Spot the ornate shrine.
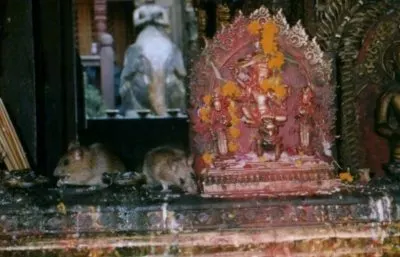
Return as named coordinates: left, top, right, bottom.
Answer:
left=189, top=7, right=341, bottom=198
left=4, top=2, right=400, bottom=256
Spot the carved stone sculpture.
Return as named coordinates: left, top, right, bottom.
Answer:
left=189, top=7, right=340, bottom=198
left=119, top=1, right=187, bottom=116
left=209, top=93, right=231, bottom=156
left=297, top=85, right=315, bottom=155
left=376, top=42, right=400, bottom=178
left=315, top=1, right=400, bottom=174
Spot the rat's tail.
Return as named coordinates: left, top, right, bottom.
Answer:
left=148, top=70, right=167, bottom=116
left=132, top=171, right=147, bottom=187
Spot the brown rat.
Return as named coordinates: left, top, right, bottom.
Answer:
left=142, top=146, right=198, bottom=194
left=54, top=141, right=126, bottom=187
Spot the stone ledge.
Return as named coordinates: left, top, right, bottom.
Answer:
left=0, top=179, right=399, bottom=255
left=0, top=223, right=399, bottom=256
left=0, top=187, right=398, bottom=236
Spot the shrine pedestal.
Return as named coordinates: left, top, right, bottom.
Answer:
left=202, top=155, right=341, bottom=198
left=202, top=166, right=341, bottom=198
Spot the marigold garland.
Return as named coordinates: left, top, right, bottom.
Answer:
left=249, top=19, right=285, bottom=73
left=268, top=51, right=285, bottom=70
left=229, top=127, right=241, bottom=138
left=227, top=99, right=241, bottom=153
left=248, top=20, right=261, bottom=35
left=231, top=115, right=241, bottom=126
left=222, top=81, right=241, bottom=98
left=263, top=22, right=279, bottom=36
left=261, top=22, right=279, bottom=55
left=228, top=142, right=239, bottom=152
left=260, top=76, right=288, bottom=100
left=202, top=94, right=212, bottom=105
left=198, top=107, right=211, bottom=123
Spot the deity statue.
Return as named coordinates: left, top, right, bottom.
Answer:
left=210, top=93, right=232, bottom=156
left=242, top=91, right=287, bottom=160
left=119, top=0, right=187, bottom=116
left=256, top=117, right=285, bottom=159
left=234, top=52, right=271, bottom=102
left=376, top=43, right=400, bottom=177
left=297, top=85, right=315, bottom=155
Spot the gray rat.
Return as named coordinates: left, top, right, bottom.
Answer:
left=142, top=146, right=198, bottom=194
left=53, top=141, right=126, bottom=187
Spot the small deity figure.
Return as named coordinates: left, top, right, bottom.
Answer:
left=376, top=43, right=400, bottom=177
left=242, top=92, right=287, bottom=160
left=265, top=88, right=287, bottom=116
left=297, top=85, right=315, bottom=155
left=256, top=117, right=285, bottom=160
left=234, top=52, right=271, bottom=103
left=234, top=62, right=258, bottom=102
left=210, top=93, right=232, bottom=156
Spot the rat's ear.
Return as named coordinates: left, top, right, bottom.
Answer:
left=187, top=154, right=194, bottom=166
left=68, top=140, right=80, bottom=150
left=73, top=148, right=84, bottom=161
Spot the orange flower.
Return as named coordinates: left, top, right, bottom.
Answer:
left=228, top=142, right=239, bottom=152
left=260, top=77, right=275, bottom=92
left=260, top=21, right=279, bottom=55
left=263, top=22, right=279, bottom=37
left=268, top=51, right=285, bottom=70
left=199, top=107, right=210, bottom=123
left=260, top=76, right=288, bottom=100
left=274, top=84, right=288, bottom=99
left=261, top=37, right=278, bottom=54
left=202, top=153, right=214, bottom=165
left=229, top=127, right=241, bottom=138
left=339, top=171, right=354, bottom=183
left=248, top=21, right=261, bottom=35
left=222, top=81, right=241, bottom=98
left=202, top=94, right=212, bottom=105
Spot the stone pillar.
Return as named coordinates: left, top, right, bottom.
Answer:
left=99, top=33, right=115, bottom=109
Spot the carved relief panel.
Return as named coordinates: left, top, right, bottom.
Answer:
left=316, top=1, right=400, bottom=175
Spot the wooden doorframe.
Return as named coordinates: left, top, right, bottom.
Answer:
left=0, top=0, right=81, bottom=176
